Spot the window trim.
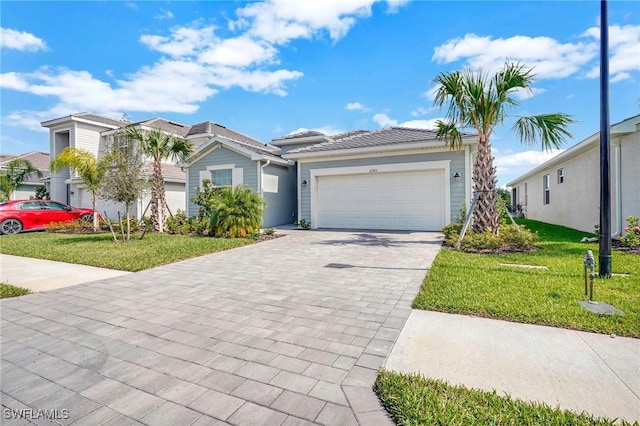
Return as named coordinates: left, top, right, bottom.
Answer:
left=543, top=174, right=550, bottom=205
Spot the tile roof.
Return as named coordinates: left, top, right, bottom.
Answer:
left=160, top=163, right=186, bottom=182
left=284, top=127, right=461, bottom=155
left=135, top=118, right=191, bottom=137
left=0, top=151, right=50, bottom=171
left=274, top=130, right=327, bottom=140
left=188, top=121, right=279, bottom=156
left=74, top=112, right=124, bottom=127
left=0, top=151, right=51, bottom=183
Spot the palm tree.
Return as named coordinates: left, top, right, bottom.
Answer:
left=50, top=147, right=109, bottom=230
left=433, top=62, right=574, bottom=234
left=125, top=126, right=193, bottom=233
left=208, top=186, right=266, bottom=238
left=0, top=159, right=41, bottom=201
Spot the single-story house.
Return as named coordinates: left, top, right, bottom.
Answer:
left=507, top=114, right=640, bottom=236
left=183, top=122, right=297, bottom=228
left=0, top=151, right=50, bottom=199
left=275, top=127, right=477, bottom=231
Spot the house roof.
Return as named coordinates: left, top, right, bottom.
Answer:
left=0, top=151, right=51, bottom=183
left=134, top=118, right=191, bottom=137
left=187, top=121, right=278, bottom=156
left=283, top=127, right=475, bottom=158
left=41, top=112, right=124, bottom=128
left=507, top=113, right=640, bottom=187
left=160, top=163, right=186, bottom=182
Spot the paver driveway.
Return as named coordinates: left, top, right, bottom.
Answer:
left=1, top=230, right=442, bottom=425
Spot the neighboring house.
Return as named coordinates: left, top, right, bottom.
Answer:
left=276, top=127, right=477, bottom=231
left=0, top=151, right=50, bottom=199
left=41, top=113, right=265, bottom=221
left=183, top=122, right=297, bottom=228
left=507, top=114, right=640, bottom=237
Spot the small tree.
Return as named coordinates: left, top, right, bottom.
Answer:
left=30, top=186, right=50, bottom=200
left=0, top=159, right=41, bottom=201
left=51, top=148, right=109, bottom=231
left=433, top=62, right=574, bottom=234
left=100, top=130, right=150, bottom=241
left=125, top=126, right=194, bottom=233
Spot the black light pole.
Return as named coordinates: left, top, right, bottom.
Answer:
left=599, top=0, right=612, bottom=278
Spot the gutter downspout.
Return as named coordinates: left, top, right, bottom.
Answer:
left=259, top=159, right=271, bottom=198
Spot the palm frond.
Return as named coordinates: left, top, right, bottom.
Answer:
left=435, top=120, right=464, bottom=150
left=512, top=114, right=575, bottom=150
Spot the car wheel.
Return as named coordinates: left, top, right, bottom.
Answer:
left=80, top=214, right=93, bottom=222
left=0, top=218, right=23, bottom=235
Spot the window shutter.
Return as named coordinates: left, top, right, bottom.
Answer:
left=199, top=170, right=209, bottom=189
left=232, top=168, right=243, bottom=186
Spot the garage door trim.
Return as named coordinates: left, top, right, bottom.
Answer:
left=309, top=160, right=450, bottom=230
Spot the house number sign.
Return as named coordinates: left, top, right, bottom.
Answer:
left=369, top=169, right=378, bottom=174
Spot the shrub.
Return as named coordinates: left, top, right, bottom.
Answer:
left=208, top=186, right=266, bottom=238
left=620, top=215, right=640, bottom=249
left=46, top=219, right=94, bottom=233
left=294, top=218, right=311, bottom=230
left=442, top=223, right=539, bottom=252
left=263, top=228, right=276, bottom=235
left=166, top=210, right=192, bottom=235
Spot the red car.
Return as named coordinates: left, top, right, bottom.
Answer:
left=0, top=200, right=93, bottom=235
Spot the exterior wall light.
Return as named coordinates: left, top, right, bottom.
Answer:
left=453, top=172, right=461, bottom=182
left=302, top=179, right=308, bottom=187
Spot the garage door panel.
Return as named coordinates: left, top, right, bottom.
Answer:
left=316, top=169, right=445, bottom=231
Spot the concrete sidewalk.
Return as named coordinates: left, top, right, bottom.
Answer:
left=0, top=254, right=130, bottom=292
left=386, top=310, right=640, bottom=423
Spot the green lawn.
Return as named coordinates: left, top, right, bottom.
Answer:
left=1, top=282, right=31, bottom=298
left=413, top=219, right=640, bottom=338
left=375, top=370, right=632, bottom=426
left=0, top=232, right=252, bottom=272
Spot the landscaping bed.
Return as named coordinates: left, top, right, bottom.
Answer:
left=413, top=219, right=640, bottom=338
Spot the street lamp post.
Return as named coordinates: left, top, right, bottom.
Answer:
left=599, top=0, right=612, bottom=278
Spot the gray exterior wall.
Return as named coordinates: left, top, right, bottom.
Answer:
left=298, top=150, right=466, bottom=225
left=262, top=163, right=297, bottom=227
left=187, top=146, right=258, bottom=216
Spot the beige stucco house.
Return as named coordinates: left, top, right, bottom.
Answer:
left=507, top=114, right=640, bottom=236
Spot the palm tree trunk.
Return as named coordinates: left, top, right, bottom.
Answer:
left=151, top=160, right=166, bottom=233
left=472, top=136, right=499, bottom=234
left=92, top=192, right=99, bottom=231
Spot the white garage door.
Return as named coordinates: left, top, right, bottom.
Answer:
left=316, top=169, right=445, bottom=231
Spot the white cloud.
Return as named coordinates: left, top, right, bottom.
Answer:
left=373, top=113, right=398, bottom=127
left=610, top=72, right=631, bottom=83
left=398, top=119, right=441, bottom=130
left=346, top=101, right=370, bottom=111
left=234, top=0, right=384, bottom=44
left=411, top=106, right=436, bottom=117
left=287, top=125, right=344, bottom=136
left=0, top=28, right=47, bottom=51
left=433, top=23, right=640, bottom=84
left=583, top=24, right=640, bottom=81
left=1, top=1, right=407, bottom=129
left=155, top=9, right=174, bottom=20
left=513, top=87, right=546, bottom=100
left=423, top=85, right=439, bottom=101
left=494, top=148, right=564, bottom=182
left=433, top=33, right=597, bottom=80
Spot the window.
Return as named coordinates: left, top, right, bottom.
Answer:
left=557, top=168, right=564, bottom=184
left=43, top=201, right=69, bottom=210
left=543, top=175, right=550, bottom=205
left=18, top=201, right=43, bottom=210
left=210, top=169, right=232, bottom=187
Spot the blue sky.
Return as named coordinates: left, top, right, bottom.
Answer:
left=1, top=0, right=639, bottom=185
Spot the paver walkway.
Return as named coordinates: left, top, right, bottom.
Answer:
left=1, top=230, right=442, bottom=425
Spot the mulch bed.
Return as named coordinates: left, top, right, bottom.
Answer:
left=255, top=234, right=286, bottom=243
